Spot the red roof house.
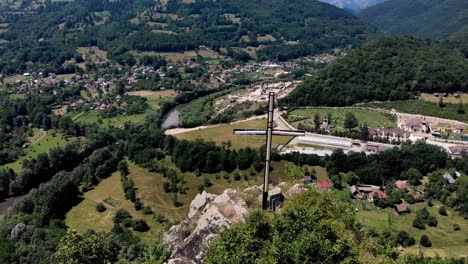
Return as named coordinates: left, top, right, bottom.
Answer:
left=394, top=180, right=408, bottom=191
left=317, top=181, right=332, bottom=189
left=369, top=191, right=387, bottom=200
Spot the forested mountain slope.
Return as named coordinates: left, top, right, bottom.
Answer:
left=0, top=0, right=376, bottom=75
left=359, top=0, right=468, bottom=39
left=279, top=36, right=468, bottom=107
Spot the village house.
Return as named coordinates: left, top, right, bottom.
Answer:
left=393, top=204, right=410, bottom=215
left=401, top=117, right=428, bottom=133
left=394, top=180, right=409, bottom=191
left=368, top=190, right=387, bottom=203
left=367, top=128, right=413, bottom=141
left=317, top=180, right=332, bottom=191
left=302, top=176, right=312, bottom=185
left=361, top=144, right=386, bottom=154
left=448, top=145, right=468, bottom=156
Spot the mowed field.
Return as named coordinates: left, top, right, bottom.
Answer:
left=356, top=201, right=468, bottom=258
left=65, top=170, right=164, bottom=240
left=419, top=93, right=468, bottom=104
left=66, top=160, right=312, bottom=232
left=289, top=108, right=397, bottom=130
left=127, top=90, right=178, bottom=109
left=70, top=110, right=149, bottom=128
left=175, top=118, right=293, bottom=150
left=0, top=129, right=69, bottom=172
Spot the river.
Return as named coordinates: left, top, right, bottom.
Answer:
left=0, top=195, right=25, bottom=217
left=161, top=104, right=186, bottom=129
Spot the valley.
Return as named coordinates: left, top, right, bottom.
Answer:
left=0, top=0, right=467, bottom=263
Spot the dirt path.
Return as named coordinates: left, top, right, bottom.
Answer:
left=165, top=114, right=267, bottom=135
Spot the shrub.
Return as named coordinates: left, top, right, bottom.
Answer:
left=234, top=173, right=241, bottom=181
left=114, top=209, right=132, bottom=223
left=96, top=203, right=106, bottom=213
left=111, top=223, right=123, bottom=234
left=122, top=218, right=133, bottom=228
left=143, top=206, right=153, bottom=215
left=420, top=235, right=432, bottom=247
left=438, top=206, right=447, bottom=216
left=396, top=231, right=415, bottom=247
left=427, top=216, right=438, bottom=227
left=203, top=177, right=213, bottom=187
left=133, top=219, right=150, bottom=232
left=134, top=199, right=143, bottom=211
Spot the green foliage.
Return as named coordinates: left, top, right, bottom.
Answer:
left=396, top=231, right=416, bottom=247
left=280, top=36, right=468, bottom=107
left=205, top=190, right=360, bottom=263
left=413, top=207, right=438, bottom=230
left=438, top=206, right=447, bottom=216
left=55, top=229, right=120, bottom=264
left=114, top=209, right=132, bottom=224
left=344, top=112, right=359, bottom=130
left=95, top=203, right=106, bottom=213
left=420, top=234, right=432, bottom=247
left=132, top=219, right=150, bottom=232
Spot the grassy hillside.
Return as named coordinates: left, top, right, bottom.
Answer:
left=280, top=36, right=468, bottom=107
left=359, top=0, right=468, bottom=39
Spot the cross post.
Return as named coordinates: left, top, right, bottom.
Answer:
left=233, top=92, right=305, bottom=210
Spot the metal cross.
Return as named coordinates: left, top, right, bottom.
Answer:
left=233, top=92, right=305, bottom=210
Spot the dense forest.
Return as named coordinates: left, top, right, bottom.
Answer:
left=280, top=36, right=468, bottom=107
left=359, top=0, right=468, bottom=39
left=0, top=0, right=376, bottom=74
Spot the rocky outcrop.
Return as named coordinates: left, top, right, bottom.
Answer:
left=10, top=222, right=27, bottom=240
left=164, top=190, right=248, bottom=264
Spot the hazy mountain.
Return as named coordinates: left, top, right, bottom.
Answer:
left=319, top=0, right=386, bottom=12
left=359, top=0, right=468, bottom=39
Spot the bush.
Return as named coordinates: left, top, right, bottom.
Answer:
left=122, top=218, right=133, bottom=228
left=234, top=173, right=241, bottom=181
left=420, top=235, right=432, bottom=247
left=111, top=223, right=124, bottom=234
left=114, top=209, right=132, bottom=223
left=427, top=216, right=438, bottom=227
left=438, top=206, right=447, bottom=216
left=96, top=203, right=106, bottom=213
left=396, top=231, right=415, bottom=247
left=453, top=224, right=461, bottom=231
left=133, top=219, right=150, bottom=232
left=134, top=199, right=143, bottom=211
left=203, top=177, right=213, bottom=187
left=412, top=216, right=426, bottom=230
left=142, top=206, right=153, bottom=215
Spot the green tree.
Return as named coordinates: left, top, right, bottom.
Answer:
left=457, top=102, right=465, bottom=114
left=55, top=229, right=120, bottom=264
left=360, top=123, right=370, bottom=141
left=344, top=112, right=358, bottom=130
left=420, top=234, right=432, bottom=247
left=406, top=167, right=423, bottom=185
left=314, top=113, right=321, bottom=130
left=96, top=203, right=106, bottom=213
left=438, top=206, right=447, bottom=216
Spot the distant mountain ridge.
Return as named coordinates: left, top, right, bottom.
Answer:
left=359, top=0, right=468, bottom=39
left=319, top=0, right=386, bottom=12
